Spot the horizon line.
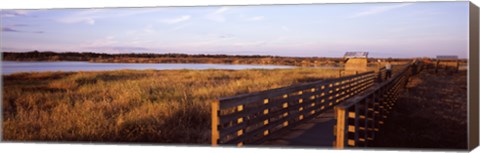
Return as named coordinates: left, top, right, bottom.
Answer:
left=1, top=50, right=469, bottom=59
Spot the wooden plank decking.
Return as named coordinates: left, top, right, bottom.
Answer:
left=261, top=109, right=336, bottom=147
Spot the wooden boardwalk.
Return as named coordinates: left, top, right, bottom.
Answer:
left=211, top=71, right=377, bottom=146
left=261, top=85, right=379, bottom=148
left=212, top=61, right=423, bottom=148
left=261, top=109, right=336, bottom=147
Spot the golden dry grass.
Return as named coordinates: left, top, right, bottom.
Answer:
left=3, top=68, right=345, bottom=144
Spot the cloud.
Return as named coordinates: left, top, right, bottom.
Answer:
left=143, top=24, right=155, bottom=33
left=213, top=7, right=229, bottom=14
left=85, top=36, right=118, bottom=47
left=125, top=24, right=157, bottom=36
left=85, top=18, right=95, bottom=25
left=11, top=24, right=30, bottom=27
left=57, top=9, right=104, bottom=25
left=281, top=26, right=290, bottom=32
left=57, top=8, right=164, bottom=25
left=160, top=15, right=191, bottom=24
left=2, top=27, right=20, bottom=32
left=205, top=7, right=230, bottom=22
left=127, top=38, right=155, bottom=45
left=1, top=47, right=19, bottom=51
left=349, top=3, right=413, bottom=18
left=2, top=23, right=44, bottom=33
left=60, top=17, right=96, bottom=25
left=232, top=41, right=267, bottom=47
left=83, top=46, right=156, bottom=53
left=170, top=23, right=191, bottom=31
left=2, top=26, right=44, bottom=34
left=218, top=34, right=235, bottom=39
left=245, top=16, right=265, bottom=21
left=1, top=10, right=30, bottom=17
left=271, top=36, right=288, bottom=43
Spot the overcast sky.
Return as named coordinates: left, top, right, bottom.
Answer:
left=1, top=2, right=469, bottom=58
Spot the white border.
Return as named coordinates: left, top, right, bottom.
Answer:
left=1, top=0, right=479, bottom=153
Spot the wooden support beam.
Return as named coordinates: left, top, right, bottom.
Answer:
left=335, top=107, right=348, bottom=149
left=211, top=100, right=220, bottom=146
left=456, top=60, right=460, bottom=73
left=353, top=104, right=360, bottom=147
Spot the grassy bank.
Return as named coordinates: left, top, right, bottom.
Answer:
left=2, top=68, right=342, bottom=144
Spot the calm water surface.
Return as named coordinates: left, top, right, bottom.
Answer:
left=1, top=61, right=297, bottom=75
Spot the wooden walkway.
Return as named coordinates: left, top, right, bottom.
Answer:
left=261, top=109, right=336, bottom=147
left=261, top=85, right=378, bottom=148
left=211, top=71, right=377, bottom=146
left=212, top=62, right=422, bottom=148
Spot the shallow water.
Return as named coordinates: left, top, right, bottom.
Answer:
left=1, top=61, right=298, bottom=75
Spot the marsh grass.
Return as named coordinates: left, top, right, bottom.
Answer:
left=3, top=68, right=343, bottom=144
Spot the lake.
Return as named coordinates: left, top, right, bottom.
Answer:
left=1, top=61, right=297, bottom=75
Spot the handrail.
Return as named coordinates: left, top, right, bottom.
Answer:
left=333, top=61, right=423, bottom=148
left=212, top=70, right=378, bottom=146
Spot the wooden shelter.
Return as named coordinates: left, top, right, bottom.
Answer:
left=435, top=55, right=460, bottom=73
left=344, top=52, right=368, bottom=71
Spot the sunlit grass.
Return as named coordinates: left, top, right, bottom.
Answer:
left=3, top=68, right=345, bottom=144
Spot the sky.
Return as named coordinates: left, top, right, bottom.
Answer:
left=0, top=2, right=470, bottom=58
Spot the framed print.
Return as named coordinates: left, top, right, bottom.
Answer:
left=1, top=0, right=479, bottom=152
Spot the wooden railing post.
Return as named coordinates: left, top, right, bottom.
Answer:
left=376, top=68, right=384, bottom=83
left=263, top=98, right=270, bottom=137
left=335, top=106, right=348, bottom=149
left=364, top=96, right=373, bottom=146
left=368, top=93, right=377, bottom=143
left=353, top=103, right=360, bottom=147
left=236, top=104, right=245, bottom=146
left=211, top=100, right=220, bottom=146
left=456, top=60, right=460, bottom=73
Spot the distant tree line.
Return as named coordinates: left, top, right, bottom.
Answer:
left=2, top=51, right=294, bottom=60
left=2, top=51, right=421, bottom=67
left=2, top=51, right=349, bottom=66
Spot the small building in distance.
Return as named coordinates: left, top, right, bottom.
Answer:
left=344, top=52, right=369, bottom=71
left=435, top=55, right=460, bottom=72
left=436, top=55, right=458, bottom=60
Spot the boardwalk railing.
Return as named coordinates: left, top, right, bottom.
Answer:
left=212, top=71, right=377, bottom=146
left=334, top=62, right=421, bottom=148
